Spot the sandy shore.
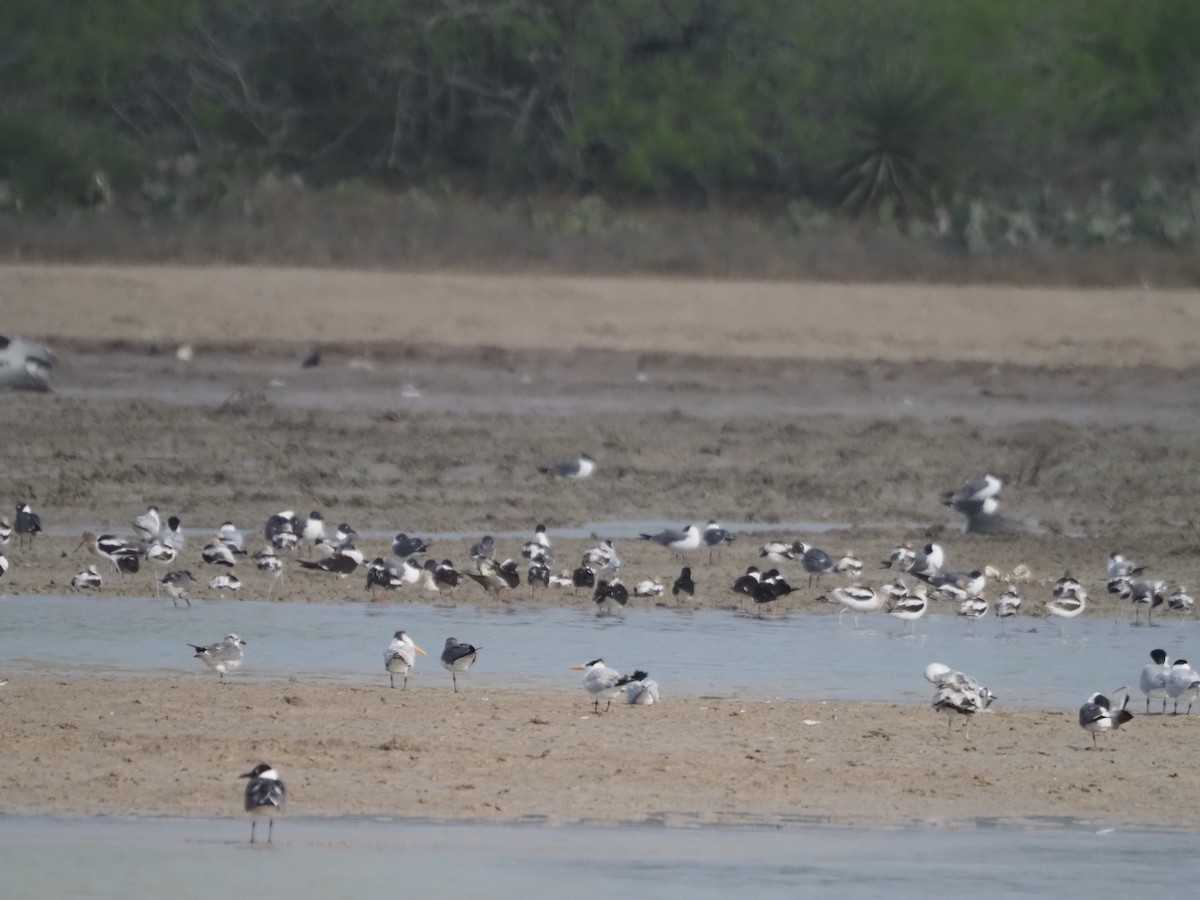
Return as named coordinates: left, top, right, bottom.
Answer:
left=2, top=674, right=1195, bottom=828
left=3, top=263, right=1200, bottom=827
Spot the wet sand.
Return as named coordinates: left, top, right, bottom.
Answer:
left=3, top=675, right=1196, bottom=828
left=2, top=263, right=1200, bottom=826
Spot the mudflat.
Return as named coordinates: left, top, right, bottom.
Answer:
left=2, top=263, right=1199, bottom=827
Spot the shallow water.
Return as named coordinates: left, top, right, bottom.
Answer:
left=0, top=814, right=1189, bottom=900
left=0, top=593, right=1193, bottom=706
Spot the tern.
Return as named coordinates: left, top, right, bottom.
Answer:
left=570, top=659, right=649, bottom=713
left=703, top=520, right=734, bottom=562
left=384, top=630, right=426, bottom=689
left=1165, top=659, right=1200, bottom=714
left=1140, top=649, right=1170, bottom=713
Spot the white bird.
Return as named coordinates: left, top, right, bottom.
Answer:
left=158, top=515, right=185, bottom=553
left=1079, top=688, right=1133, bottom=749
left=71, top=564, right=102, bottom=591
left=1165, top=659, right=1200, bottom=715
left=77, top=531, right=140, bottom=579
left=538, top=453, right=597, bottom=479
left=189, top=634, right=245, bottom=679
left=639, top=525, right=701, bottom=556
left=1139, top=649, right=1170, bottom=713
left=582, top=539, right=621, bottom=573
left=1045, top=583, right=1086, bottom=630
left=907, top=543, right=944, bottom=579
left=209, top=572, right=242, bottom=591
left=570, top=658, right=649, bottom=713
left=1106, top=552, right=1145, bottom=581
left=827, top=584, right=884, bottom=625
left=240, top=762, right=286, bottom=844
left=202, top=541, right=238, bottom=568
left=925, top=662, right=996, bottom=737
left=131, top=505, right=161, bottom=541
left=887, top=585, right=928, bottom=631
left=833, top=553, right=863, bottom=577
left=300, top=511, right=325, bottom=554
left=217, top=521, right=246, bottom=554
left=255, top=548, right=284, bottom=599
left=384, top=630, right=426, bottom=689
left=625, top=677, right=660, bottom=706
left=634, top=578, right=665, bottom=598
left=521, top=523, right=552, bottom=562
left=1169, top=586, right=1194, bottom=620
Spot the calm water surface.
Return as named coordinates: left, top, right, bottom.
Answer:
left=0, top=815, right=1188, bottom=900
left=1, top=593, right=1193, bottom=705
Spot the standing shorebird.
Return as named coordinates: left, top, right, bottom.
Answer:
left=77, top=531, right=140, bottom=578
left=15, top=503, right=41, bottom=549
left=384, top=630, right=426, bottom=689
left=441, top=637, right=479, bottom=692
left=240, top=763, right=286, bottom=844
left=189, top=634, right=245, bottom=679
left=255, top=548, right=284, bottom=599
left=161, top=570, right=195, bottom=607
left=570, top=658, right=649, bottom=713
left=131, top=505, right=161, bottom=542
left=1079, top=688, right=1133, bottom=749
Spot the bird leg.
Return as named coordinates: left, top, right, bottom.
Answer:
left=250, top=821, right=257, bottom=844
left=267, top=818, right=274, bottom=844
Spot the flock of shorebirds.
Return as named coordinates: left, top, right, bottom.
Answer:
left=3, top=464, right=1199, bottom=841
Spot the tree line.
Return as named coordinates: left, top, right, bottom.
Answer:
left=1, top=0, right=1198, bottom=247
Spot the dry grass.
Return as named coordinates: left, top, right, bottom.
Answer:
left=2, top=191, right=1198, bottom=287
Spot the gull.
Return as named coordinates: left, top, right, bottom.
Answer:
left=1106, top=552, right=1145, bottom=581
left=882, top=541, right=914, bottom=570
left=189, top=634, right=245, bottom=679
left=15, top=502, right=42, bottom=548
left=158, top=516, right=186, bottom=553
left=925, top=569, right=986, bottom=598
left=801, top=545, right=837, bottom=587
left=1168, top=586, right=1194, bottom=621
left=570, top=659, right=649, bottom=712
left=1165, top=659, right=1200, bottom=714
left=217, top=522, right=246, bottom=554
left=925, top=662, right=997, bottom=738
left=300, top=511, right=325, bottom=555
left=908, top=543, right=944, bottom=579
left=1079, top=688, right=1133, bottom=749
left=538, top=453, right=597, bottom=479
left=826, top=584, right=884, bottom=626
left=392, top=533, right=431, bottom=558
left=240, top=763, right=286, bottom=844
left=209, top=572, right=241, bottom=592
left=255, top=548, right=284, bottom=599
left=464, top=557, right=520, bottom=597
left=521, top=524, right=552, bottom=561
left=71, top=564, right=102, bottom=591
left=942, top=473, right=1003, bottom=516
left=469, top=535, right=495, bottom=561
left=887, top=585, right=928, bottom=632
left=672, top=566, right=695, bottom=599
left=202, top=541, right=238, bottom=568
left=582, top=539, right=620, bottom=574
left=161, top=570, right=194, bottom=607
left=131, top=505, right=161, bottom=542
left=634, top=578, right=664, bottom=598
left=625, top=677, right=660, bottom=706
left=703, top=520, right=734, bottom=562
left=593, top=578, right=629, bottom=615
left=441, top=638, right=479, bottom=692
left=0, top=515, right=9, bottom=545
left=77, top=531, right=140, bottom=578
left=640, top=525, right=701, bottom=557
left=384, top=630, right=426, bottom=688
left=330, top=523, right=357, bottom=551
left=1140, top=649, right=1170, bottom=713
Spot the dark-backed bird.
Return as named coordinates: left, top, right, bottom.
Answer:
left=240, top=763, right=286, bottom=844
left=441, top=638, right=479, bottom=692
left=672, top=566, right=695, bottom=598
left=1079, top=688, right=1133, bottom=749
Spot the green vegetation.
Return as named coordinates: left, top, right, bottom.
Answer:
left=1, top=0, right=1198, bottom=268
